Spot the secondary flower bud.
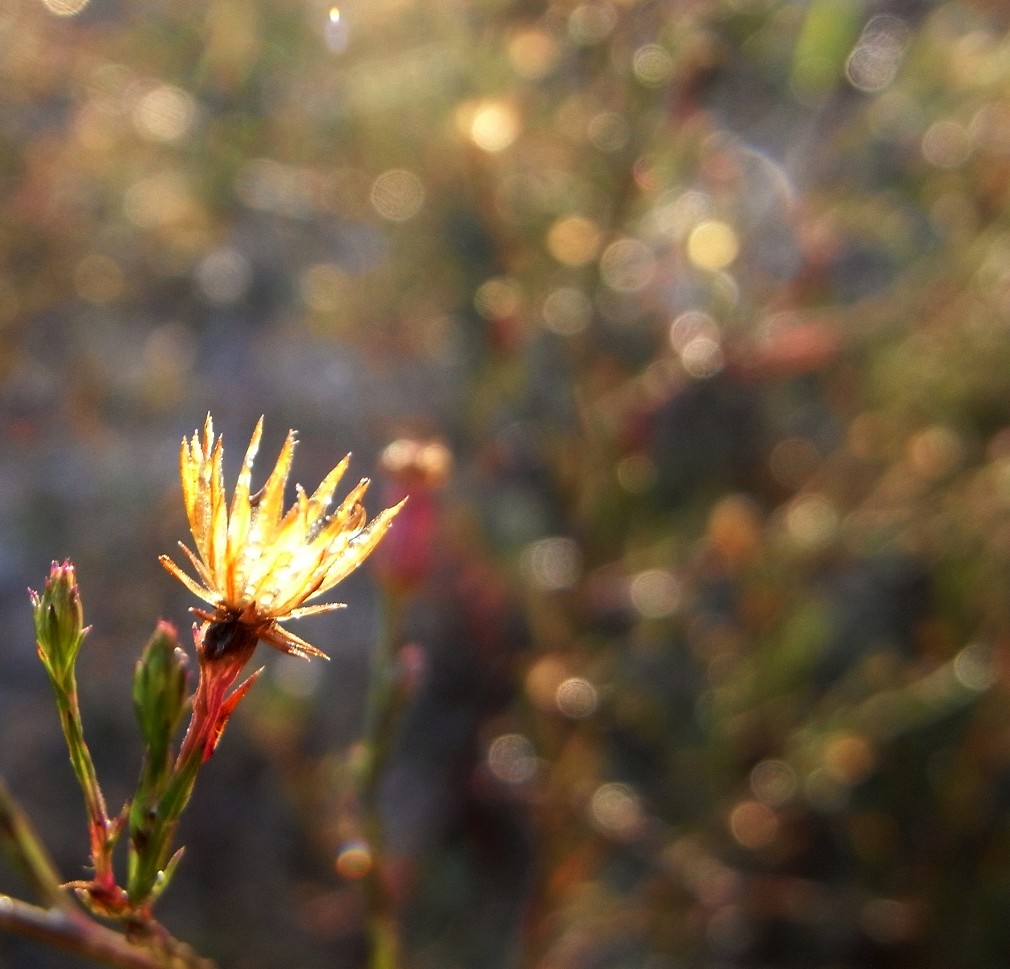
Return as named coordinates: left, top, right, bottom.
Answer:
left=29, top=560, right=88, bottom=681
left=133, top=622, right=190, bottom=754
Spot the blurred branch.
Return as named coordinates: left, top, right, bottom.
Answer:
left=0, top=894, right=214, bottom=969
left=0, top=774, right=215, bottom=969
left=0, top=774, right=70, bottom=911
left=359, top=590, right=408, bottom=969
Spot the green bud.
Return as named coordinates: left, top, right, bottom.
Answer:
left=133, top=622, right=190, bottom=770
left=29, top=560, right=87, bottom=681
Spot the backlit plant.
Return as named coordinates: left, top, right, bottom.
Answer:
left=1, top=418, right=401, bottom=968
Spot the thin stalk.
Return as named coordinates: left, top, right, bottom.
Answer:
left=50, top=675, right=117, bottom=888
left=359, top=590, right=407, bottom=969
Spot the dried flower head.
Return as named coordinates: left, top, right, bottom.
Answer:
left=160, top=415, right=403, bottom=661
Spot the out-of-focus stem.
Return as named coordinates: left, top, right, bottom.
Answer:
left=360, top=592, right=405, bottom=809
left=0, top=894, right=216, bottom=969
left=0, top=774, right=70, bottom=910
left=359, top=589, right=407, bottom=969
left=0, top=774, right=217, bottom=968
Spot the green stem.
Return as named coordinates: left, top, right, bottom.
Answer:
left=49, top=674, right=117, bottom=886
left=128, top=626, right=259, bottom=909
left=126, top=745, right=201, bottom=908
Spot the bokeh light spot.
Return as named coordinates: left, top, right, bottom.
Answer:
left=521, top=536, right=582, bottom=591
left=666, top=837, right=742, bottom=907
left=680, top=336, right=724, bottom=378
left=686, top=220, right=739, bottom=271
left=370, top=169, right=425, bottom=222
left=633, top=43, right=675, bottom=86
left=588, top=111, right=630, bottom=153
left=785, top=493, right=838, bottom=548
left=132, top=83, right=195, bottom=143
left=617, top=453, right=656, bottom=493
left=921, top=119, right=971, bottom=169
left=526, top=655, right=569, bottom=711
left=669, top=313, right=725, bottom=378
left=907, top=425, right=964, bottom=480
left=823, top=732, right=876, bottom=785
left=465, top=101, right=520, bottom=153
left=555, top=677, right=599, bottom=719
left=707, top=495, right=763, bottom=570
left=729, top=799, right=778, bottom=849
left=196, top=247, right=252, bottom=304
left=475, top=277, right=523, bottom=321
left=599, top=238, right=655, bottom=292
left=235, top=158, right=317, bottom=216
left=541, top=286, right=592, bottom=335
left=508, top=28, right=559, bottom=80
left=749, top=759, right=797, bottom=807
left=953, top=642, right=996, bottom=692
left=652, top=189, right=713, bottom=242
left=546, top=216, right=603, bottom=267
left=487, top=733, right=539, bottom=785
left=845, top=15, right=910, bottom=92
left=324, top=8, right=349, bottom=54
left=590, top=782, right=644, bottom=839
left=804, top=767, right=849, bottom=812
left=568, top=2, right=618, bottom=46
left=42, top=0, right=90, bottom=15
left=629, top=569, right=682, bottom=619
left=670, top=310, right=718, bottom=350
left=380, top=438, right=452, bottom=487
left=335, top=841, right=372, bottom=880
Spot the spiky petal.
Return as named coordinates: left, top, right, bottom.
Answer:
left=161, top=416, right=404, bottom=660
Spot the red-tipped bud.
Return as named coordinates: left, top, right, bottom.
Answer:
left=30, top=560, right=88, bottom=681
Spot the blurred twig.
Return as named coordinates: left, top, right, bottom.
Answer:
left=0, top=893, right=213, bottom=969
left=359, top=590, right=408, bottom=969
left=0, top=773, right=215, bottom=969
left=0, top=774, right=69, bottom=911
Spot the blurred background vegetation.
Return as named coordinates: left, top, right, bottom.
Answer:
left=2, top=0, right=1010, bottom=966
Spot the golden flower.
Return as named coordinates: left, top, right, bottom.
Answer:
left=160, top=415, right=403, bottom=661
